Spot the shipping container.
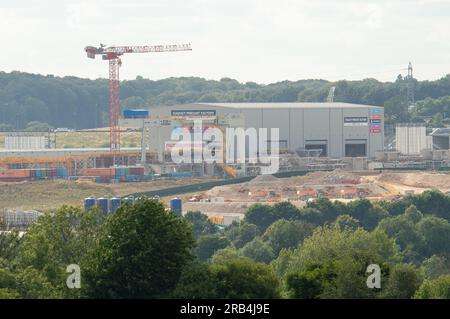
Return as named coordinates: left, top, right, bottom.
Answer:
left=56, top=168, right=68, bottom=178
left=95, top=176, right=111, bottom=183
left=129, top=166, right=145, bottom=175
left=123, top=109, right=149, bottom=119
left=169, top=172, right=193, bottom=178
left=0, top=169, right=31, bottom=178
left=0, top=177, right=30, bottom=182
left=78, top=167, right=115, bottom=177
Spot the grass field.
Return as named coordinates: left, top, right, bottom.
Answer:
left=0, top=131, right=142, bottom=149
left=0, top=180, right=114, bottom=211
left=0, top=178, right=213, bottom=212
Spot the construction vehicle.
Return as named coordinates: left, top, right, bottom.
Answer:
left=224, top=165, right=237, bottom=178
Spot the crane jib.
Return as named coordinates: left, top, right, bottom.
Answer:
left=84, top=42, right=192, bottom=153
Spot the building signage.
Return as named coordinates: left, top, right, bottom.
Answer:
left=344, top=117, right=368, bottom=126
left=370, top=129, right=381, bottom=133
left=370, top=114, right=382, bottom=119
left=370, top=124, right=381, bottom=129
left=370, top=108, right=383, bottom=115
left=370, top=119, right=381, bottom=124
left=160, top=119, right=172, bottom=126
left=171, top=110, right=217, bottom=120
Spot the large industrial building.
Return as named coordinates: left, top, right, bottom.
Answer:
left=0, top=102, right=385, bottom=181
left=146, top=102, right=385, bottom=159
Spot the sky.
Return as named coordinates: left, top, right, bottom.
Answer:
left=1, top=0, right=450, bottom=84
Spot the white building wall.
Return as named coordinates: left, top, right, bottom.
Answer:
left=147, top=103, right=384, bottom=159
left=395, top=126, right=429, bottom=155
left=4, top=135, right=48, bottom=150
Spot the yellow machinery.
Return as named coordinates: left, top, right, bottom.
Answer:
left=208, top=214, right=225, bottom=225
left=224, top=165, right=237, bottom=178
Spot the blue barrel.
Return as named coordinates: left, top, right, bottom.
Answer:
left=97, top=197, right=109, bottom=215
left=110, top=197, right=122, bottom=214
left=170, top=197, right=182, bottom=216
left=84, top=197, right=96, bottom=212
left=122, top=196, right=134, bottom=205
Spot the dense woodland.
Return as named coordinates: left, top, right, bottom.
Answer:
left=2, top=71, right=450, bottom=131
left=1, top=192, right=450, bottom=299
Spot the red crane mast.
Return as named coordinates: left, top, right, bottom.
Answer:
left=85, top=43, right=192, bottom=152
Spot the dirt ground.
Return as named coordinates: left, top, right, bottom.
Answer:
left=0, top=177, right=213, bottom=211
left=2, top=170, right=450, bottom=213
left=371, top=172, right=450, bottom=196
left=198, top=170, right=450, bottom=209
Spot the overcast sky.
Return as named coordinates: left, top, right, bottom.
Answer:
left=1, top=0, right=449, bottom=83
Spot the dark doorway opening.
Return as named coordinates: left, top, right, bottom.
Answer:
left=305, top=144, right=327, bottom=157
left=345, top=143, right=366, bottom=157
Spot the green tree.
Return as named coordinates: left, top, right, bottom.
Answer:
left=346, top=200, right=387, bottom=230
left=210, top=259, right=280, bottom=298
left=0, top=267, right=17, bottom=296
left=25, top=121, right=52, bottom=132
left=280, top=226, right=401, bottom=298
left=417, top=216, right=450, bottom=257
left=121, top=96, right=147, bottom=109
left=2, top=71, right=450, bottom=130
left=17, top=206, right=104, bottom=298
left=0, top=123, right=13, bottom=132
left=210, top=246, right=240, bottom=264
left=382, top=264, right=423, bottom=299
left=304, top=198, right=346, bottom=225
left=414, top=190, right=450, bottom=222
left=172, top=262, right=217, bottom=298
left=0, top=231, right=21, bottom=261
left=333, top=215, right=360, bottom=231
left=263, top=219, right=314, bottom=255
left=184, top=211, right=217, bottom=238
left=244, top=204, right=275, bottom=232
left=271, top=248, right=294, bottom=278
left=195, top=235, right=230, bottom=261
left=239, top=237, right=275, bottom=264
left=14, top=266, right=61, bottom=299
left=377, top=207, right=425, bottom=261
left=422, top=255, right=450, bottom=279
left=82, top=198, right=195, bottom=298
left=271, top=202, right=301, bottom=221
left=233, top=223, right=260, bottom=249
left=0, top=288, right=19, bottom=299
left=286, top=265, right=325, bottom=299
left=415, top=275, right=450, bottom=299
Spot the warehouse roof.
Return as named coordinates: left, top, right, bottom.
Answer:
left=195, top=102, right=382, bottom=109
left=430, top=128, right=450, bottom=136
left=0, top=147, right=141, bottom=157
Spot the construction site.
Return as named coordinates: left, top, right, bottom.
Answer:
left=2, top=46, right=450, bottom=228
left=179, top=170, right=450, bottom=223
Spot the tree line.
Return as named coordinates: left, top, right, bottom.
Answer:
left=1, top=191, right=449, bottom=299
left=2, top=71, right=450, bottom=131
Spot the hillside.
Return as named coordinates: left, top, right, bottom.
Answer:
left=1, top=71, right=450, bottom=130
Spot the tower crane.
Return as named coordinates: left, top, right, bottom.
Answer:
left=85, top=43, right=192, bottom=152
